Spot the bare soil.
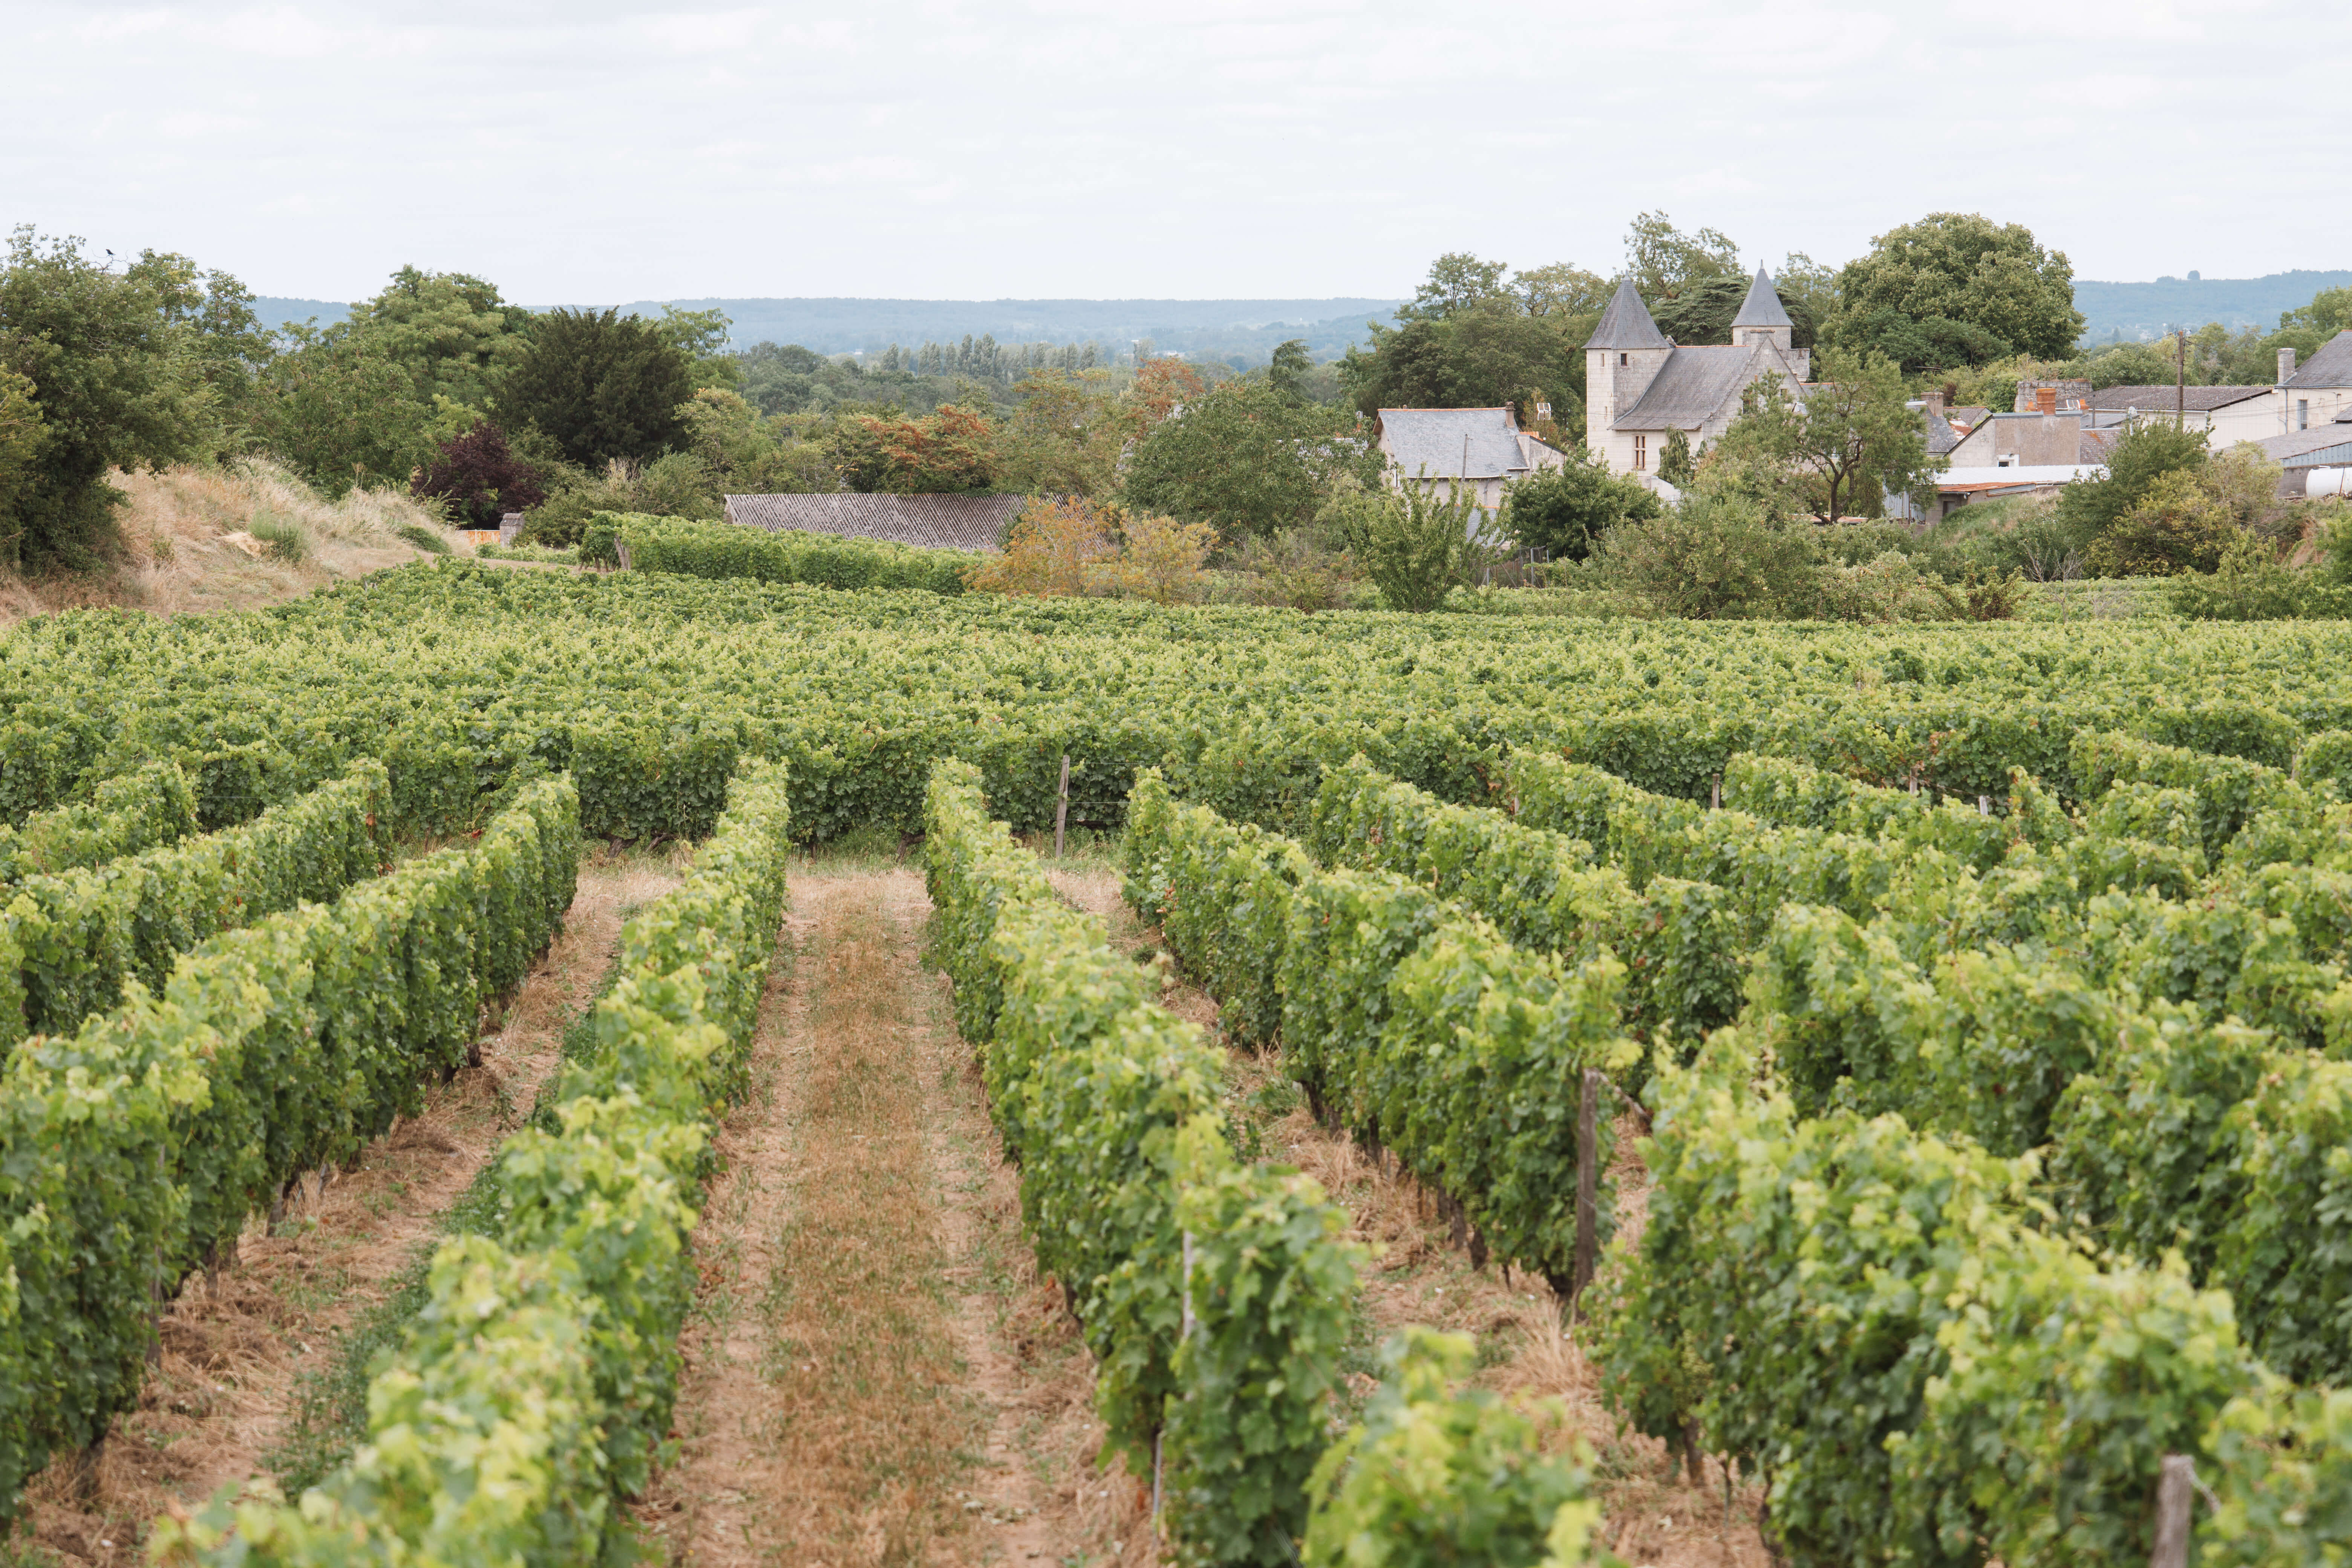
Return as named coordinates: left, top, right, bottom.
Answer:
left=11, top=850, right=683, bottom=1568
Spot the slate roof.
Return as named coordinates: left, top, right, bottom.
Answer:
left=2256, top=427, right=2352, bottom=465
left=2287, top=331, right=2352, bottom=389
left=1917, top=404, right=1962, bottom=456
left=2079, top=428, right=2119, bottom=464
left=1731, top=265, right=1792, bottom=329
left=2091, top=385, right=2272, bottom=413
left=721, top=493, right=1020, bottom=552
left=1614, top=346, right=1769, bottom=430
left=1585, top=277, right=1668, bottom=351
left=1377, top=408, right=1539, bottom=479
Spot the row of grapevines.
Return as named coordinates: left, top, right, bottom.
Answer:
left=0, top=775, right=580, bottom=1525
left=0, top=758, right=390, bottom=1050
left=601, top=511, right=977, bottom=594
left=153, top=760, right=791, bottom=1566
left=1592, top=1035, right=2321, bottom=1567
left=0, top=759, right=198, bottom=882
left=1124, top=769, right=1634, bottom=1297
left=925, top=758, right=1366, bottom=1566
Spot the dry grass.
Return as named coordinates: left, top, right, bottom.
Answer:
left=0, top=460, right=465, bottom=627
left=9, top=853, right=678, bottom=1568
left=648, top=869, right=1159, bottom=1568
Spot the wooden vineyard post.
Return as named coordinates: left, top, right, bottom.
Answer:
left=1978, top=794, right=1992, bottom=816
left=1571, top=1068, right=1601, bottom=1318
left=1055, top=753, right=1071, bottom=858
left=2150, top=1453, right=2194, bottom=1568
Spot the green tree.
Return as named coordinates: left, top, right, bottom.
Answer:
left=2084, top=466, right=2238, bottom=576
left=1657, top=428, right=1697, bottom=487
left=1499, top=451, right=1661, bottom=562
left=127, top=250, right=274, bottom=446
left=1396, top=253, right=1517, bottom=323
left=1268, top=338, right=1312, bottom=403
left=1841, top=308, right=2010, bottom=374
left=1341, top=253, right=1597, bottom=427
left=1711, top=352, right=1942, bottom=522
left=653, top=305, right=741, bottom=391
left=254, top=333, right=436, bottom=498
left=0, top=367, right=43, bottom=523
left=0, top=228, right=211, bottom=567
left=995, top=369, right=1124, bottom=495
left=1323, top=476, right=1496, bottom=611
left=2283, top=287, right=2352, bottom=338
left=1835, top=213, right=2084, bottom=360
left=1651, top=273, right=1817, bottom=349
left=340, top=266, right=533, bottom=410
left=1124, top=379, right=1377, bottom=539
left=1623, top=210, right=1742, bottom=301
left=501, top=308, right=695, bottom=468
left=2055, top=418, right=2210, bottom=551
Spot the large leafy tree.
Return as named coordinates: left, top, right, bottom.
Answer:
left=2055, top=418, right=2210, bottom=549
left=500, top=308, right=695, bottom=468
left=341, top=266, right=534, bottom=410
left=1623, top=211, right=1743, bottom=302
left=824, top=404, right=997, bottom=493
left=1341, top=254, right=1594, bottom=429
left=1124, top=379, right=1379, bottom=539
left=1710, top=351, right=1942, bottom=522
left=1652, top=274, right=1817, bottom=349
left=1835, top=213, right=2083, bottom=360
left=255, top=333, right=436, bottom=497
left=0, top=228, right=212, bottom=568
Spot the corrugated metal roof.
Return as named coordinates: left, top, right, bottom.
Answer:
left=2286, top=331, right=2352, bottom=389
left=1376, top=408, right=1536, bottom=480
left=1584, top=277, right=1668, bottom=350
left=721, top=493, right=1020, bottom=551
left=1613, top=346, right=1768, bottom=429
left=1731, top=265, right=1792, bottom=329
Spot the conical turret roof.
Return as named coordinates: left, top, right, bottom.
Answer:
left=1731, top=264, right=1792, bottom=330
left=1584, top=276, right=1668, bottom=351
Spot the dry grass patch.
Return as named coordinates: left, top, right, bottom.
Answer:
left=0, top=460, right=463, bottom=627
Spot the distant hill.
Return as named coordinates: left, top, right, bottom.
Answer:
left=2073, top=270, right=2352, bottom=344
left=249, top=295, right=1407, bottom=366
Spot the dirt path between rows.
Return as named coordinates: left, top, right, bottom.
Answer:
left=20, top=853, right=683, bottom=1568
left=642, top=867, right=1154, bottom=1567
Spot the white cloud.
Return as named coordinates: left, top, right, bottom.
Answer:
left=0, top=0, right=2343, bottom=299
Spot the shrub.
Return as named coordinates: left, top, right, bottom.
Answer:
left=1588, top=492, right=1819, bottom=618
left=1498, top=450, right=1661, bottom=563
left=967, top=495, right=1119, bottom=596
left=394, top=521, right=449, bottom=553
left=411, top=421, right=547, bottom=528
left=247, top=513, right=308, bottom=564
left=1324, top=476, right=1498, bottom=612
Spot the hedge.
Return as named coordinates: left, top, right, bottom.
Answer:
left=605, top=511, right=976, bottom=594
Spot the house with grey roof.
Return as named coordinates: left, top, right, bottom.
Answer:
left=721, top=493, right=1023, bottom=552
left=1372, top=406, right=1568, bottom=511
left=1584, top=266, right=1811, bottom=479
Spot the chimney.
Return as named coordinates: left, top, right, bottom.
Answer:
left=1923, top=386, right=1947, bottom=418
left=2281, top=347, right=2298, bottom=384
left=2036, top=386, right=2058, bottom=416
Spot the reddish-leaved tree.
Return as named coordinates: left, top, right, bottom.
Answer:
left=412, top=422, right=547, bottom=528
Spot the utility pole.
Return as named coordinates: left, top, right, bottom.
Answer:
left=2176, top=329, right=2187, bottom=423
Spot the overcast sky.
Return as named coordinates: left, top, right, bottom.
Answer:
left=2, top=1, right=2343, bottom=306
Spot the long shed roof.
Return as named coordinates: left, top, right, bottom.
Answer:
left=721, top=493, right=1018, bottom=551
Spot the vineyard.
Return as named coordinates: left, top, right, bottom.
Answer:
left=5, top=556, right=2352, bottom=1563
